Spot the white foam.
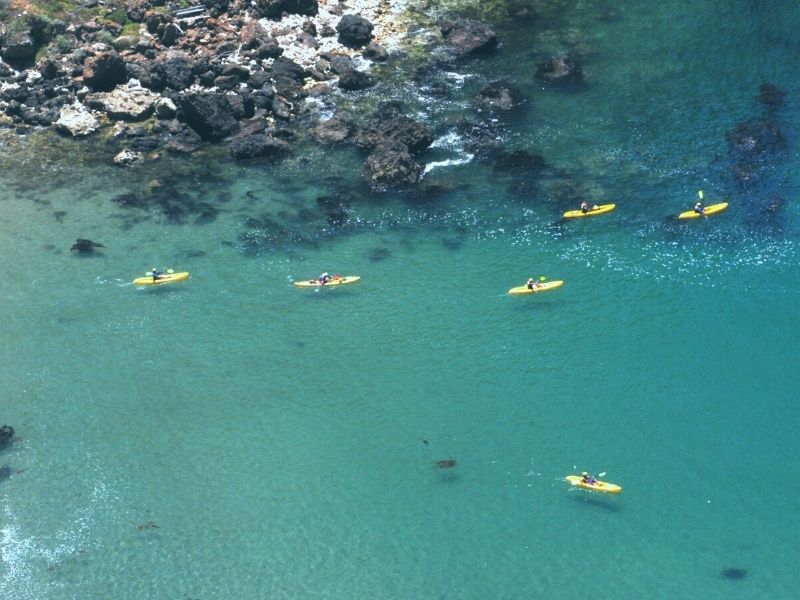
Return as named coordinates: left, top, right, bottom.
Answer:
left=423, top=154, right=474, bottom=175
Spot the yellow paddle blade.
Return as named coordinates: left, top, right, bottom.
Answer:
left=698, top=190, right=704, bottom=199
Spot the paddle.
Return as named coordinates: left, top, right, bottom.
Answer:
left=697, top=190, right=704, bottom=200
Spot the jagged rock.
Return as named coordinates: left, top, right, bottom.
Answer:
left=364, top=140, right=422, bottom=189
left=271, top=57, right=307, bottom=83
left=89, top=80, right=159, bottom=120
left=1, top=32, right=36, bottom=64
left=473, top=80, right=523, bottom=111
left=179, top=93, right=239, bottom=140
left=152, top=119, right=203, bottom=153
left=160, top=23, right=183, bottom=47
left=162, top=53, right=194, bottom=91
left=536, top=54, right=583, bottom=84
left=155, top=97, right=177, bottom=119
left=363, top=42, right=388, bottom=62
left=254, top=0, right=318, bottom=18
left=54, top=102, right=100, bottom=136
left=313, top=113, right=353, bottom=144
left=355, top=115, right=434, bottom=154
left=272, top=95, right=293, bottom=120
left=70, top=238, right=105, bottom=253
left=38, top=59, right=62, bottom=80
left=338, top=69, right=374, bottom=91
left=0, top=425, right=14, bottom=447
left=83, top=51, right=127, bottom=91
left=229, top=128, right=291, bottom=158
left=441, top=19, right=497, bottom=57
left=336, top=14, right=374, bottom=48
left=114, top=149, right=143, bottom=165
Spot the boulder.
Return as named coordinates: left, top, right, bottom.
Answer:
left=363, top=42, right=388, bottom=62
left=1, top=31, right=36, bottom=64
left=54, top=102, right=100, bottom=136
left=338, top=68, right=373, bottom=91
left=313, top=114, right=353, bottom=144
left=355, top=115, right=434, bottom=154
left=473, top=80, right=523, bottom=111
left=179, top=93, right=239, bottom=140
left=155, top=97, right=177, bottom=119
left=0, top=425, right=14, bottom=448
left=113, top=149, right=143, bottom=165
left=336, top=14, right=374, bottom=48
left=364, top=140, right=422, bottom=189
left=229, top=129, right=291, bottom=158
left=152, top=119, right=204, bottom=153
left=163, top=53, right=194, bottom=90
left=160, top=22, right=183, bottom=47
left=535, top=54, right=583, bottom=84
left=89, top=81, right=160, bottom=120
left=271, top=57, right=307, bottom=83
left=83, top=51, right=127, bottom=91
left=70, top=239, right=105, bottom=253
left=441, top=19, right=497, bottom=57
left=254, top=0, right=318, bottom=18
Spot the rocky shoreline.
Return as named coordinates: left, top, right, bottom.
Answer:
left=0, top=0, right=511, bottom=188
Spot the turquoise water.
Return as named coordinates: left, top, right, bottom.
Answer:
left=2, top=1, right=800, bottom=598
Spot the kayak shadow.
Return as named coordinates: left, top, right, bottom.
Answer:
left=570, top=492, right=622, bottom=512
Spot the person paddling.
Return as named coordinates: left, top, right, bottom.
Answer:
left=580, top=201, right=590, bottom=214
left=318, top=272, right=332, bottom=285
left=694, top=190, right=706, bottom=214
left=150, top=268, right=163, bottom=282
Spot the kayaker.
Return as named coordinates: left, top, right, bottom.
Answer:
left=527, top=278, right=539, bottom=290
left=150, top=268, right=163, bottom=281
left=580, top=201, right=590, bottom=214
left=694, top=200, right=705, bottom=215
left=318, top=272, right=332, bottom=285
left=581, top=472, right=597, bottom=485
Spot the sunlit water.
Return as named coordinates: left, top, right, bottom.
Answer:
left=2, top=0, right=799, bottom=597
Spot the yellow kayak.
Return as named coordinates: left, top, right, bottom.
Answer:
left=563, top=204, right=616, bottom=218
left=508, top=280, right=564, bottom=295
left=565, top=475, right=622, bottom=494
left=678, top=202, right=728, bottom=220
left=133, top=272, right=190, bottom=286
left=294, top=275, right=361, bottom=288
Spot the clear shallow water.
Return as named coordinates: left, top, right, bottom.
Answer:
left=2, top=0, right=800, bottom=598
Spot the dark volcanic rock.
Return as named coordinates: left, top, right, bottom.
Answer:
left=152, top=119, right=204, bottom=153
left=338, top=69, right=374, bottom=91
left=473, top=80, right=523, bottom=111
left=179, top=93, right=240, bottom=140
left=1, top=31, right=37, bottom=64
left=364, top=140, right=422, bottom=189
left=163, top=54, right=194, bottom=90
left=536, top=54, right=583, bottom=84
left=254, top=0, right=318, bottom=18
left=313, top=113, right=354, bottom=144
left=336, top=14, right=374, bottom=48
left=230, top=128, right=291, bottom=158
left=83, top=51, right=127, bottom=91
left=355, top=115, right=434, bottom=154
left=70, top=238, right=105, bottom=254
left=0, top=425, right=15, bottom=448
left=271, top=57, right=307, bottom=82
left=441, top=19, right=497, bottom=57
left=363, top=42, right=388, bottom=61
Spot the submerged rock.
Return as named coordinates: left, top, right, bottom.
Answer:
left=70, top=239, right=105, bottom=253
left=313, top=113, right=354, bottom=144
left=0, top=425, right=14, bottom=448
left=473, top=80, right=524, bottom=111
left=114, top=149, right=144, bottom=166
left=434, top=458, right=457, bottom=469
left=721, top=568, right=747, bottom=580
left=536, top=54, right=583, bottom=84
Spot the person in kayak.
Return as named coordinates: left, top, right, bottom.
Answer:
left=581, top=472, right=597, bottom=485
left=580, top=201, right=590, bottom=214
left=150, top=268, right=163, bottom=281
left=527, top=278, right=539, bottom=290
left=318, top=272, right=332, bottom=285
left=694, top=200, right=705, bottom=215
